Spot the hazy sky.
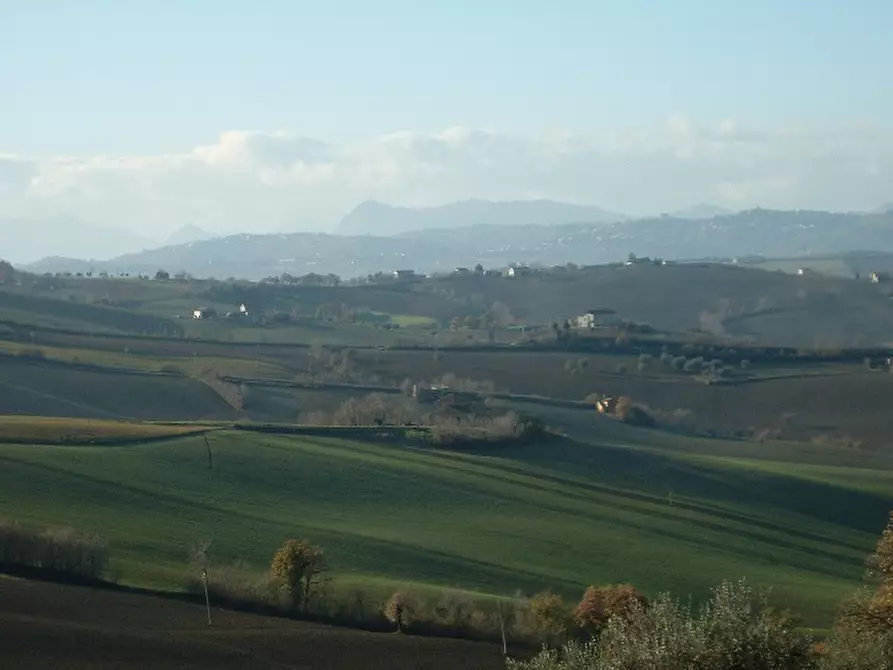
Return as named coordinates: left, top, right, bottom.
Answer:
left=3, top=0, right=893, bottom=238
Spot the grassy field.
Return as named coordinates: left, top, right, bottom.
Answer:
left=0, top=423, right=890, bottom=628
left=0, top=339, right=293, bottom=380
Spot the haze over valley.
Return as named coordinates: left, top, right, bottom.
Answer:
left=6, top=3, right=893, bottom=669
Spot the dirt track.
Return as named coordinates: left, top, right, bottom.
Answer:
left=0, top=578, right=505, bottom=669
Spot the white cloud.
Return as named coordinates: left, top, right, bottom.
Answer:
left=3, top=119, right=893, bottom=239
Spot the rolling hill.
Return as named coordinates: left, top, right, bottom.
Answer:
left=22, top=207, right=893, bottom=282
left=337, top=199, right=628, bottom=235
left=1, top=424, right=890, bottom=627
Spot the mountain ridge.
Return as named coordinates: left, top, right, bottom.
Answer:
left=337, top=198, right=629, bottom=235
left=22, top=207, right=893, bottom=281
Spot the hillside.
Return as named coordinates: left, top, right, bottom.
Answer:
left=23, top=208, right=893, bottom=281
left=427, top=262, right=893, bottom=347
left=338, top=199, right=627, bottom=235
left=1, top=426, right=890, bottom=627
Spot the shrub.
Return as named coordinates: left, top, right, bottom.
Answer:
left=637, top=354, right=652, bottom=372
left=573, top=584, right=647, bottom=634
left=671, top=356, right=687, bottom=371
left=613, top=397, right=655, bottom=427
left=270, top=539, right=327, bottom=611
left=433, top=372, right=496, bottom=393
left=511, top=580, right=814, bottom=670
left=384, top=590, right=420, bottom=632
left=426, top=412, right=544, bottom=447
left=0, top=518, right=109, bottom=581
left=740, top=359, right=751, bottom=370
left=819, top=622, right=893, bottom=669
left=528, top=592, right=571, bottom=645
left=431, top=591, right=476, bottom=633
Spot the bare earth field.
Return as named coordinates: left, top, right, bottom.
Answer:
left=0, top=578, right=505, bottom=670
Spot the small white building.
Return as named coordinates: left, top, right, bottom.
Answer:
left=504, top=265, right=532, bottom=278
left=239, top=303, right=249, bottom=315
left=574, top=309, right=619, bottom=329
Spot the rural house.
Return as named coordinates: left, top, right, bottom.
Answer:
left=504, top=264, right=532, bottom=278
left=574, top=308, right=619, bottom=329
left=870, top=271, right=890, bottom=284
left=192, top=306, right=217, bottom=320
left=594, top=396, right=619, bottom=415
left=392, top=269, right=416, bottom=281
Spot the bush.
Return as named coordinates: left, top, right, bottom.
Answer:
left=819, top=624, right=893, bottom=669
left=384, top=590, right=421, bottom=632
left=511, top=580, right=814, bottom=670
left=671, top=356, right=687, bottom=371
left=0, top=518, right=109, bottom=581
left=613, top=397, right=655, bottom=427
left=573, top=584, right=647, bottom=634
left=528, top=592, right=571, bottom=646
left=426, top=411, right=544, bottom=447
left=637, top=354, right=652, bottom=372
left=270, top=539, right=327, bottom=611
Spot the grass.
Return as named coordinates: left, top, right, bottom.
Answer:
left=0, top=339, right=293, bottom=380
left=0, top=425, right=890, bottom=628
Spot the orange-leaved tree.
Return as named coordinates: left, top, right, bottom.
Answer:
left=270, top=539, right=327, bottom=611
left=573, top=584, right=648, bottom=634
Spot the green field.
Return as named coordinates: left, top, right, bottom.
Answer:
left=1, top=424, right=889, bottom=628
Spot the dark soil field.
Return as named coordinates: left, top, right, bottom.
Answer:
left=0, top=358, right=238, bottom=421
left=0, top=578, right=505, bottom=669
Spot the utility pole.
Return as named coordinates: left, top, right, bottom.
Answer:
left=201, top=569, right=212, bottom=626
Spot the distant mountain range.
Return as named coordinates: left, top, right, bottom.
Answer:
left=665, top=203, right=735, bottom=219
left=163, top=224, right=219, bottom=247
left=20, top=206, right=893, bottom=281
left=337, top=199, right=628, bottom=235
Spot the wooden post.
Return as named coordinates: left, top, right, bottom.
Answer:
left=497, top=600, right=508, bottom=657
left=204, top=435, right=213, bottom=470
left=202, top=569, right=212, bottom=626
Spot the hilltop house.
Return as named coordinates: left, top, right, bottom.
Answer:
left=392, top=269, right=417, bottom=281
left=574, top=308, right=619, bottom=329
left=504, top=264, right=532, bottom=278
left=870, top=271, right=890, bottom=284
left=192, top=306, right=217, bottom=320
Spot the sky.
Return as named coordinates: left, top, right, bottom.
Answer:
left=3, top=0, right=893, bottom=241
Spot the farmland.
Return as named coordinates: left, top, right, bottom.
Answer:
left=1, top=422, right=891, bottom=628
left=0, top=577, right=504, bottom=670
left=3, top=260, right=893, bottom=665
